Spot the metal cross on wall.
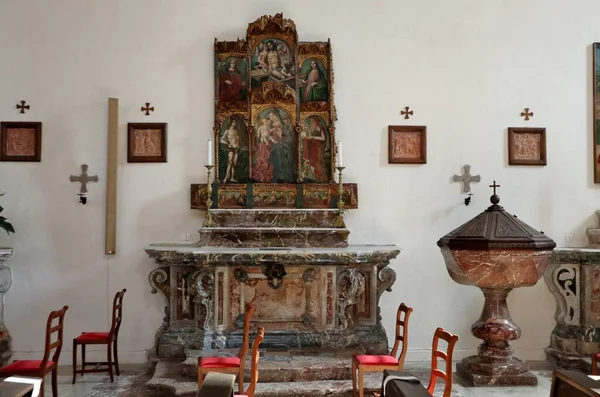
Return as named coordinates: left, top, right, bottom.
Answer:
left=520, top=108, right=533, bottom=121
left=16, top=101, right=29, bottom=114
left=452, top=164, right=481, bottom=193
left=400, top=106, right=413, bottom=119
left=141, top=102, right=154, bottom=116
left=70, top=164, right=99, bottom=193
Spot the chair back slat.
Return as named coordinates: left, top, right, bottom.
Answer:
left=426, top=327, right=459, bottom=397
left=244, top=327, right=265, bottom=397
left=238, top=303, right=256, bottom=361
left=390, top=303, right=413, bottom=370
left=109, top=289, right=127, bottom=339
left=41, top=305, right=69, bottom=367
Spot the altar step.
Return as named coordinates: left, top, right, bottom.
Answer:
left=197, top=226, right=349, bottom=248
left=181, top=346, right=366, bottom=381
left=209, top=209, right=342, bottom=228
left=146, top=359, right=385, bottom=397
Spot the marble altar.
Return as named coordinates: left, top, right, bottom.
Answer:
left=544, top=211, right=600, bottom=370
left=0, top=248, right=13, bottom=366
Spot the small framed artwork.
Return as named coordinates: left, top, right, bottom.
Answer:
left=508, top=127, right=546, bottom=166
left=388, top=125, right=426, bottom=164
left=127, top=123, right=167, bottom=163
left=0, top=122, right=42, bottom=162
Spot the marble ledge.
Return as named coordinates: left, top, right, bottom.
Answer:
left=145, top=244, right=401, bottom=266
left=551, top=247, right=600, bottom=264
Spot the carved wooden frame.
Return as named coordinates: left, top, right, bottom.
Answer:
left=388, top=125, right=427, bottom=164
left=508, top=127, right=547, bottom=166
left=127, top=122, right=167, bottom=163
left=0, top=121, right=42, bottom=162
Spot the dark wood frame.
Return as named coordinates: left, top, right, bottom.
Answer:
left=508, top=127, right=547, bottom=166
left=594, top=43, right=600, bottom=183
left=0, top=122, right=42, bottom=162
left=388, top=125, right=427, bottom=164
left=127, top=123, right=167, bottom=163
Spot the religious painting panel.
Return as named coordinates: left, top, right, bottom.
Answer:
left=253, top=183, right=297, bottom=208
left=217, top=184, right=247, bottom=208
left=300, top=114, right=332, bottom=182
left=0, top=122, right=42, bottom=162
left=229, top=265, right=322, bottom=331
left=127, top=123, right=167, bottom=163
left=388, top=125, right=426, bottom=164
left=508, top=127, right=547, bottom=166
left=215, top=39, right=249, bottom=113
left=217, top=115, right=250, bottom=183
left=594, top=43, right=600, bottom=182
left=169, top=267, right=196, bottom=327
left=251, top=106, right=298, bottom=183
left=339, top=183, right=359, bottom=209
left=303, top=184, right=331, bottom=208
left=298, top=42, right=330, bottom=109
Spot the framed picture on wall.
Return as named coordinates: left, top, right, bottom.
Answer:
left=388, top=125, right=426, bottom=164
left=0, top=121, right=42, bottom=162
left=508, top=127, right=547, bottom=166
left=127, top=123, right=167, bottom=163
left=594, top=43, right=600, bottom=182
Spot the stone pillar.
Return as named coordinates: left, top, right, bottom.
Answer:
left=0, top=248, right=14, bottom=366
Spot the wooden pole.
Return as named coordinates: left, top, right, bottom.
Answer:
left=105, top=98, right=118, bottom=255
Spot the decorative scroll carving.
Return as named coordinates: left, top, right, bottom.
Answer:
left=337, top=268, right=365, bottom=329
left=191, top=268, right=215, bottom=330
left=302, top=267, right=316, bottom=283
left=149, top=268, right=170, bottom=301
left=264, top=263, right=287, bottom=290
left=544, top=263, right=580, bottom=326
left=298, top=42, right=328, bottom=56
left=233, top=267, right=249, bottom=283
left=234, top=313, right=245, bottom=330
left=376, top=267, right=396, bottom=301
left=252, top=82, right=296, bottom=105
left=247, top=13, right=297, bottom=36
left=215, top=38, right=247, bottom=56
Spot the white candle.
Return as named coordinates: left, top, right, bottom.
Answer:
left=207, top=139, right=214, bottom=166
left=336, top=141, right=343, bottom=167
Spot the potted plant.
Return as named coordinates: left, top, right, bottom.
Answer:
left=0, top=192, right=14, bottom=235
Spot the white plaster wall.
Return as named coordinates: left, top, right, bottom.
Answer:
left=0, top=0, right=598, bottom=364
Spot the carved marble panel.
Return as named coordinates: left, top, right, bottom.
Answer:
left=544, top=263, right=579, bottom=326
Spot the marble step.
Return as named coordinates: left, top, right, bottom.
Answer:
left=197, top=226, right=349, bottom=248
left=146, top=360, right=384, bottom=397
left=182, top=347, right=366, bottom=381
left=209, top=209, right=341, bottom=228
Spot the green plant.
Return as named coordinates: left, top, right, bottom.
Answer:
left=0, top=192, right=14, bottom=235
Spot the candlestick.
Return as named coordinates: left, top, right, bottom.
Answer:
left=334, top=166, right=346, bottom=228
left=336, top=141, right=343, bottom=168
left=202, top=165, right=215, bottom=227
left=207, top=139, right=214, bottom=166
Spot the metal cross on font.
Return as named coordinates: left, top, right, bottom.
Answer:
left=70, top=164, right=99, bottom=194
left=452, top=164, right=481, bottom=193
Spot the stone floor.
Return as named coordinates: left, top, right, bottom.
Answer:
left=33, top=362, right=557, bottom=397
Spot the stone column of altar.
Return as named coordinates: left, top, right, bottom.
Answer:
left=0, top=248, right=14, bottom=366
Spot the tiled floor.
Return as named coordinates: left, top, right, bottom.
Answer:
left=37, top=362, right=555, bottom=397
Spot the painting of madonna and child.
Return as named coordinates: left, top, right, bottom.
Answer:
left=219, top=115, right=250, bottom=183
left=252, top=108, right=297, bottom=183
left=217, top=57, right=248, bottom=104
left=251, top=39, right=295, bottom=89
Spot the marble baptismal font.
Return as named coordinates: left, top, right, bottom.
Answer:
left=144, top=14, right=401, bottom=388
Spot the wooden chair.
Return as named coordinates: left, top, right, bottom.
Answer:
left=0, top=305, right=69, bottom=397
left=72, top=288, right=126, bottom=384
left=234, top=327, right=264, bottom=397
left=198, top=303, right=256, bottom=394
left=593, top=353, right=600, bottom=374
left=352, top=303, right=413, bottom=397
left=426, top=327, right=459, bottom=397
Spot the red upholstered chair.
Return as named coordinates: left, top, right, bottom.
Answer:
left=0, top=305, right=69, bottom=397
left=352, top=303, right=413, bottom=397
left=426, top=327, right=459, bottom=397
left=234, top=326, right=264, bottom=397
left=198, top=303, right=256, bottom=394
left=593, top=353, right=600, bottom=374
left=72, top=288, right=126, bottom=384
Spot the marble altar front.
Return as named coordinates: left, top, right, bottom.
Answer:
left=145, top=209, right=400, bottom=360
left=545, top=211, right=600, bottom=370
left=0, top=248, right=13, bottom=366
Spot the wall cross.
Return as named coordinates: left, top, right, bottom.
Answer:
left=70, top=164, right=99, bottom=193
left=16, top=101, right=29, bottom=114
left=520, top=108, right=533, bottom=121
left=452, top=164, right=481, bottom=193
left=400, top=106, right=413, bottom=119
left=141, top=102, right=154, bottom=116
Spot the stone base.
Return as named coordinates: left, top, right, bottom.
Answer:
left=457, top=355, right=537, bottom=387
left=197, top=227, right=349, bottom=248
left=545, top=347, right=592, bottom=372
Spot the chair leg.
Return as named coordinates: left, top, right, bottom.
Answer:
left=39, top=379, right=45, bottom=397
left=594, top=354, right=598, bottom=375
left=82, top=344, right=86, bottom=374
left=351, top=361, right=357, bottom=397
left=238, top=367, right=244, bottom=395
left=52, top=369, right=58, bottom=397
left=72, top=340, right=77, bottom=384
left=113, top=339, right=120, bottom=376
left=107, top=342, right=114, bottom=382
left=198, top=368, right=204, bottom=390
left=358, top=366, right=364, bottom=397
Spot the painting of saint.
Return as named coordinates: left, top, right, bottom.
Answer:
left=252, top=108, right=297, bottom=183
left=299, top=59, right=328, bottom=102
left=133, top=129, right=162, bottom=157
left=513, top=133, right=540, bottom=160
left=5, top=128, right=35, bottom=156
left=392, top=131, right=421, bottom=159
left=301, top=115, right=331, bottom=182
left=219, top=115, right=249, bottom=183
left=217, top=57, right=247, bottom=103
left=251, top=39, right=295, bottom=89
